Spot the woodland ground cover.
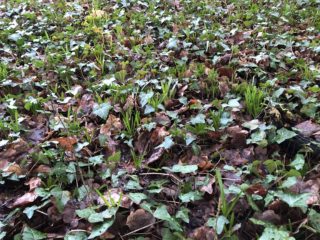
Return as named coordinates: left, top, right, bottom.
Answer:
left=0, top=0, right=320, bottom=239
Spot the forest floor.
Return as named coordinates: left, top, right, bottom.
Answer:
left=0, top=0, right=320, bottom=239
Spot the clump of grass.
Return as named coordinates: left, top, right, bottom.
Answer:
left=244, top=85, right=264, bottom=118
left=210, top=109, right=222, bottom=130
left=0, top=63, right=8, bottom=80
left=122, top=107, right=141, bottom=138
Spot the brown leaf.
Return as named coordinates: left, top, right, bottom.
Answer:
left=200, top=177, right=215, bottom=194
left=135, top=131, right=150, bottom=154
left=221, top=149, right=249, bottom=166
left=78, top=93, right=94, bottom=115
left=123, top=95, right=135, bottom=111
left=11, top=191, right=37, bottom=208
left=52, top=136, right=77, bottom=151
left=33, top=165, right=51, bottom=173
left=4, top=163, right=22, bottom=175
left=153, top=113, right=171, bottom=126
left=145, top=147, right=165, bottom=165
left=144, top=35, right=154, bottom=45
left=295, top=120, right=320, bottom=137
left=227, top=125, right=248, bottom=148
left=26, top=126, right=47, bottom=144
left=218, top=80, right=230, bottom=98
left=0, top=160, right=9, bottom=170
left=217, top=67, right=234, bottom=80
left=126, top=209, right=155, bottom=231
left=0, top=139, right=29, bottom=162
left=246, top=184, right=267, bottom=197
left=62, top=202, right=77, bottom=224
left=100, top=114, right=123, bottom=136
left=219, top=53, right=233, bottom=65
left=25, top=177, right=42, bottom=191
left=253, top=210, right=281, bottom=225
left=47, top=205, right=62, bottom=223
left=190, top=226, right=215, bottom=240
left=198, top=159, right=214, bottom=171
left=106, top=139, right=119, bottom=156
left=150, top=126, right=169, bottom=144
left=314, top=130, right=320, bottom=141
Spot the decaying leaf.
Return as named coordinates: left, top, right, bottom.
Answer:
left=11, top=192, right=38, bottom=208
left=52, top=136, right=78, bottom=151
left=126, top=209, right=155, bottom=231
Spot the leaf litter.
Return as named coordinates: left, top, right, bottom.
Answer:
left=0, top=0, right=320, bottom=239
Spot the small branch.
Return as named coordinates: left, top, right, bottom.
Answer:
left=139, top=172, right=182, bottom=183
left=122, top=220, right=162, bottom=238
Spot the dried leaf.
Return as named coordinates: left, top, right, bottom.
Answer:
left=295, top=120, right=320, bottom=137
left=52, top=136, right=78, bottom=151
left=126, top=209, right=155, bottom=231
left=11, top=192, right=38, bottom=208
left=25, top=177, right=42, bottom=191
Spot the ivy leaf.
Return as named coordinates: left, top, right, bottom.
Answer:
left=167, top=38, right=178, bottom=49
left=155, top=136, right=174, bottom=149
left=273, top=128, right=297, bottom=144
left=153, top=205, right=182, bottom=231
left=259, top=226, right=295, bottom=240
left=88, top=212, right=104, bottom=223
left=64, top=231, right=87, bottom=240
left=308, top=209, right=320, bottom=233
left=275, top=191, right=309, bottom=211
left=207, top=215, right=229, bottom=235
left=163, top=164, right=198, bottom=174
left=153, top=205, right=171, bottom=221
left=76, top=207, right=96, bottom=219
left=93, top=103, right=112, bottom=120
left=88, top=220, right=114, bottom=239
left=185, top=133, right=196, bottom=146
left=280, top=177, right=297, bottom=189
left=179, top=191, right=203, bottom=203
left=290, top=153, right=305, bottom=170
left=128, top=193, right=148, bottom=204
left=8, top=33, right=22, bottom=42
left=50, top=187, right=71, bottom=213
left=176, top=207, right=190, bottom=223
left=189, top=113, right=206, bottom=125
left=88, top=155, right=104, bottom=166
left=139, top=91, right=154, bottom=108
left=22, top=226, right=47, bottom=240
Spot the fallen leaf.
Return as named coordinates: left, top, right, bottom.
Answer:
left=33, top=165, right=51, bottom=173
left=227, top=125, right=248, bottom=148
left=200, top=177, right=215, bottom=194
left=189, top=226, right=215, bottom=240
left=4, top=163, right=22, bottom=175
left=246, top=184, right=267, bottom=197
left=217, top=67, right=234, bottom=80
left=0, top=139, right=29, bottom=162
left=253, top=210, right=281, bottom=225
left=145, top=147, right=165, bottom=165
left=295, top=120, right=320, bottom=137
left=221, top=149, right=249, bottom=166
left=62, top=202, right=77, bottom=224
left=25, top=177, right=42, bottom=191
left=126, top=209, right=155, bottom=231
left=11, top=192, right=38, bottom=208
left=100, top=114, right=123, bottom=136
left=52, top=136, right=77, bottom=151
left=78, top=94, right=94, bottom=115
left=144, top=35, right=154, bottom=44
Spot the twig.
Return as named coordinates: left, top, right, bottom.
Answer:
left=139, top=172, right=182, bottom=183
left=122, top=220, right=162, bottom=238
